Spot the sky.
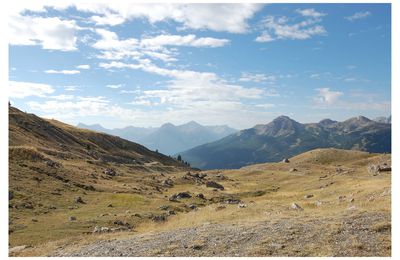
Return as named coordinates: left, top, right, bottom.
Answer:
left=8, top=2, right=391, bottom=129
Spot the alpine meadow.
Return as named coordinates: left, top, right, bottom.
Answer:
left=7, top=2, right=392, bottom=257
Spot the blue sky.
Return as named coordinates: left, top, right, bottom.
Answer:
left=8, top=3, right=391, bottom=129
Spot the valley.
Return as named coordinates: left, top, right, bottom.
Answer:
left=9, top=106, right=391, bottom=257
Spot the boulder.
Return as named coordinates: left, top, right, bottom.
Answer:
left=291, top=203, right=303, bottom=211
left=304, top=194, right=314, bottom=199
left=74, top=196, right=85, bottom=204
left=206, top=181, right=224, bottom=190
left=196, top=193, right=206, bottom=200
left=169, top=192, right=191, bottom=201
left=238, top=203, right=247, bottom=208
left=225, top=198, right=241, bottom=204
left=104, top=168, right=117, bottom=176
left=282, top=158, right=290, bottom=163
left=93, top=226, right=111, bottom=233
left=152, top=215, right=167, bottom=222
left=162, top=178, right=174, bottom=187
left=289, top=168, right=298, bottom=172
left=188, top=204, right=197, bottom=210
left=69, top=216, right=76, bottom=221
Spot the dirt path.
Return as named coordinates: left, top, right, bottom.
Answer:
left=53, top=212, right=390, bottom=257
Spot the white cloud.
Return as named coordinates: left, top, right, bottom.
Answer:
left=63, top=86, right=80, bottom=91
left=93, top=29, right=139, bottom=52
left=106, top=84, right=123, bottom=89
left=255, top=32, right=275, bottom=43
left=85, top=3, right=262, bottom=33
left=140, top=34, right=230, bottom=49
left=296, top=8, right=326, bottom=18
left=49, top=94, right=75, bottom=100
left=239, top=72, right=276, bottom=83
left=9, top=80, right=54, bottom=98
left=9, top=14, right=79, bottom=51
left=314, top=88, right=343, bottom=105
left=12, top=3, right=262, bottom=33
left=256, top=13, right=326, bottom=42
left=28, top=97, right=111, bottom=118
left=90, top=13, right=125, bottom=26
left=345, top=11, right=371, bottom=21
left=92, top=29, right=229, bottom=64
left=142, top=51, right=177, bottom=62
left=255, top=103, right=275, bottom=109
left=76, top=64, right=90, bottom=69
left=44, top=69, right=81, bottom=75
left=100, top=60, right=266, bottom=112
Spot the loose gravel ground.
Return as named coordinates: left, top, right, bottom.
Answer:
left=54, top=212, right=390, bottom=257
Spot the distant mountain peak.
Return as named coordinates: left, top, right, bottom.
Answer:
left=318, top=119, right=338, bottom=127
left=344, top=116, right=372, bottom=125
left=252, top=115, right=301, bottom=136
left=160, top=122, right=176, bottom=129
left=181, top=120, right=202, bottom=128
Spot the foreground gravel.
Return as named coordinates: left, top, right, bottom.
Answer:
left=54, top=212, right=390, bottom=257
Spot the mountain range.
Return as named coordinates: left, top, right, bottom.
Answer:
left=77, top=121, right=237, bottom=155
left=180, top=115, right=391, bottom=169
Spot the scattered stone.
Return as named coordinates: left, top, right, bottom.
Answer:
left=206, top=181, right=224, bottom=190
left=199, top=173, right=207, bottom=178
left=107, top=204, right=113, bottom=207
left=348, top=205, right=357, bottom=211
left=75, top=197, right=85, bottom=204
left=338, top=195, right=346, bottom=201
left=315, top=200, right=322, bottom=207
left=31, top=218, right=38, bottom=222
left=225, top=199, right=241, bottom=204
left=192, top=244, right=204, bottom=250
left=215, top=205, right=226, bottom=211
left=104, top=168, right=117, bottom=176
left=349, top=198, right=355, bottom=203
left=169, top=192, right=191, bottom=201
left=167, top=210, right=176, bottom=215
left=9, top=191, right=14, bottom=200
left=93, top=226, right=111, bottom=233
left=21, top=202, right=34, bottom=209
left=238, top=203, right=247, bottom=208
left=367, top=163, right=391, bottom=175
left=215, top=173, right=227, bottom=180
left=188, top=204, right=197, bottom=210
left=162, top=178, right=174, bottom=187
left=159, top=205, right=170, bottom=210
left=113, top=220, right=131, bottom=228
left=196, top=193, right=206, bottom=200
left=46, top=160, right=60, bottom=168
left=110, top=226, right=130, bottom=232
left=152, top=215, right=167, bottom=222
left=289, top=168, right=298, bottom=172
left=282, top=158, right=290, bottom=163
left=291, top=203, right=303, bottom=211
left=69, top=216, right=77, bottom=221
left=304, top=194, right=314, bottom=199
